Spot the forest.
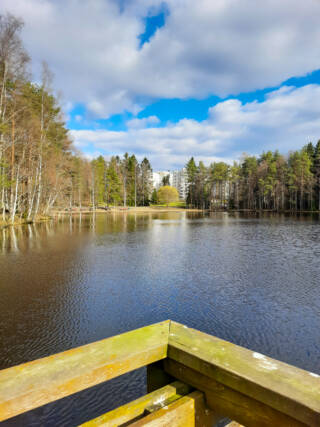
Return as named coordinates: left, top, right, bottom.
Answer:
left=186, top=142, right=320, bottom=211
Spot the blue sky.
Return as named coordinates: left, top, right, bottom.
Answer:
left=68, top=69, right=320, bottom=131
left=2, top=0, right=320, bottom=169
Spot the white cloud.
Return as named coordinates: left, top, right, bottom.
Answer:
left=126, top=115, right=160, bottom=129
left=70, top=85, right=320, bottom=169
left=1, top=0, right=320, bottom=117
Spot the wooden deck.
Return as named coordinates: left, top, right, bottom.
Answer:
left=0, top=320, right=319, bottom=426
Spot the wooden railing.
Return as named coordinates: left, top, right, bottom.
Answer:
left=0, top=320, right=319, bottom=426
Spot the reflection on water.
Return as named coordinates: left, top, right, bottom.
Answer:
left=0, top=211, right=320, bottom=426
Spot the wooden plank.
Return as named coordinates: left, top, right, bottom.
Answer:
left=0, top=321, right=170, bottom=422
left=129, top=391, right=216, bottom=427
left=168, top=322, right=320, bottom=426
left=81, top=381, right=191, bottom=426
left=164, top=359, right=305, bottom=427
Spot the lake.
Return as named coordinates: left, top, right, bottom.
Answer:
left=1, top=212, right=320, bottom=426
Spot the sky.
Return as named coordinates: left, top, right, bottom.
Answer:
left=1, top=0, right=320, bottom=170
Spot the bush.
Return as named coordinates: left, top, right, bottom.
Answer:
left=157, top=186, right=179, bottom=206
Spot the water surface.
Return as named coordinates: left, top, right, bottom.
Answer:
left=1, top=212, right=319, bottom=425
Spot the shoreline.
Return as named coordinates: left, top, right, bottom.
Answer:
left=51, top=206, right=203, bottom=214
left=51, top=207, right=320, bottom=215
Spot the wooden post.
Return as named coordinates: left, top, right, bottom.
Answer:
left=147, top=360, right=174, bottom=393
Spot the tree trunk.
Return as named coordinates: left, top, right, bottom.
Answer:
left=10, top=165, right=20, bottom=223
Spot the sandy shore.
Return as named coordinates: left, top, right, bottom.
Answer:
left=52, top=206, right=203, bottom=214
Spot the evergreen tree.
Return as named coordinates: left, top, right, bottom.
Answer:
left=186, top=157, right=197, bottom=207
left=151, top=188, right=158, bottom=204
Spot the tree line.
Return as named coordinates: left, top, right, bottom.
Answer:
left=90, top=154, right=153, bottom=208
left=0, top=14, right=153, bottom=223
left=186, top=142, right=320, bottom=211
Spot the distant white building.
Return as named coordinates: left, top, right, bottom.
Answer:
left=170, top=168, right=188, bottom=200
left=152, top=168, right=188, bottom=200
left=152, top=171, right=171, bottom=189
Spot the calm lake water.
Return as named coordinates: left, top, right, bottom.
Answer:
left=1, top=212, right=320, bottom=426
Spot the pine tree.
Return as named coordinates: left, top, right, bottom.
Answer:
left=186, top=157, right=197, bottom=207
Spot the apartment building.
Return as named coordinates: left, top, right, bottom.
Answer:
left=152, top=168, right=188, bottom=200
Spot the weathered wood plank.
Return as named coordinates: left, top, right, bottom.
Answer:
left=164, top=359, right=305, bottom=427
left=0, top=321, right=170, bottom=422
left=80, top=381, right=191, bottom=426
left=168, top=322, right=320, bottom=426
left=129, top=391, right=216, bottom=427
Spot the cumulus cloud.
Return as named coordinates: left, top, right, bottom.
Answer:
left=71, top=85, right=320, bottom=169
left=1, top=0, right=320, bottom=117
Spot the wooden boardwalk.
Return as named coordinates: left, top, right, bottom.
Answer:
left=0, top=320, right=319, bottom=426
